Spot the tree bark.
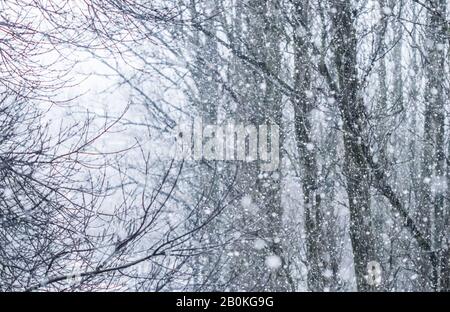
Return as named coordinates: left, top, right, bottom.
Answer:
left=330, top=0, right=378, bottom=291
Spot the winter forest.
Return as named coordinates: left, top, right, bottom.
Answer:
left=0, top=0, right=449, bottom=292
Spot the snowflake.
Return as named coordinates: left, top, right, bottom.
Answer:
left=382, top=7, right=392, bottom=15
left=305, top=90, right=314, bottom=99
left=240, top=195, right=253, bottom=208
left=254, top=238, right=267, bottom=250
left=265, top=255, right=282, bottom=270
left=322, top=269, right=333, bottom=278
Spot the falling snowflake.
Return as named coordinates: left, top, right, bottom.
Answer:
left=240, top=195, right=253, bottom=208
left=382, top=7, right=392, bottom=15
left=322, top=269, right=333, bottom=279
left=265, top=255, right=282, bottom=270
left=305, top=90, right=314, bottom=99
left=254, top=238, right=267, bottom=250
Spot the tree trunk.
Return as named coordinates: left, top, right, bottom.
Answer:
left=292, top=0, right=327, bottom=292
left=330, top=0, right=378, bottom=291
left=419, top=0, right=447, bottom=291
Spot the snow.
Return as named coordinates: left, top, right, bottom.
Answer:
left=305, top=90, right=314, bottom=99
left=204, top=208, right=212, bottom=215
left=2, top=0, right=448, bottom=293
left=254, top=238, right=267, bottom=250
left=322, top=269, right=333, bottom=279
left=265, top=255, right=282, bottom=270
left=382, top=7, right=392, bottom=15
left=431, top=176, right=447, bottom=194
left=436, top=43, right=445, bottom=51
left=240, top=195, right=253, bottom=208
left=271, top=172, right=280, bottom=180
